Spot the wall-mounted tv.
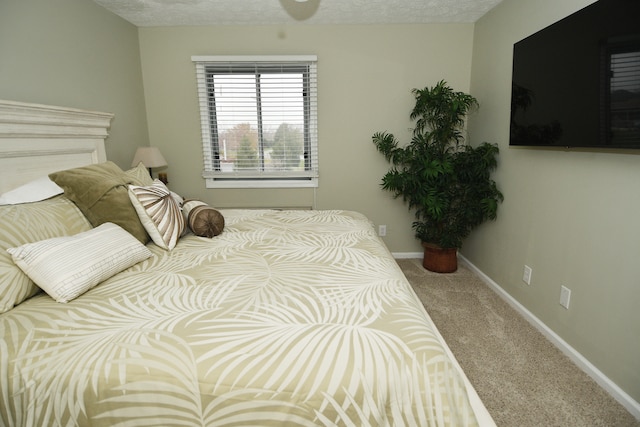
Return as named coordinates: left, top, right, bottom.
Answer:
left=509, top=0, right=640, bottom=149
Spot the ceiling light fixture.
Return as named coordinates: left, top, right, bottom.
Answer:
left=280, top=0, right=319, bottom=20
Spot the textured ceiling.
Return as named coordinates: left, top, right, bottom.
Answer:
left=92, top=0, right=504, bottom=26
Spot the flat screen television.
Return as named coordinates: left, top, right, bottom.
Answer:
left=509, top=0, right=640, bottom=149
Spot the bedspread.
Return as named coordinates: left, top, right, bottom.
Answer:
left=0, top=209, right=493, bottom=426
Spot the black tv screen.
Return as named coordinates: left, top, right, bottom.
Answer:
left=510, top=0, right=640, bottom=149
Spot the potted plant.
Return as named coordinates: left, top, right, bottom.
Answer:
left=372, top=80, right=503, bottom=272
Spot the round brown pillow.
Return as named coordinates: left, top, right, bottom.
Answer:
left=183, top=200, right=225, bottom=237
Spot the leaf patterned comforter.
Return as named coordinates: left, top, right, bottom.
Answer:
left=1, top=209, right=493, bottom=426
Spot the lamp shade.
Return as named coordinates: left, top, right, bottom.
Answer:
left=131, top=147, right=167, bottom=169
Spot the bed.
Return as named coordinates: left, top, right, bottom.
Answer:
left=0, top=99, right=495, bottom=426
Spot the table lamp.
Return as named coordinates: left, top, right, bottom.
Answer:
left=131, top=147, right=167, bottom=178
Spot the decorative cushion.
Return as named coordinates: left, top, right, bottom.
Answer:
left=7, top=222, right=152, bottom=303
left=49, top=161, right=150, bottom=244
left=183, top=200, right=225, bottom=238
left=0, top=176, right=64, bottom=206
left=170, top=191, right=184, bottom=207
left=126, top=162, right=154, bottom=187
left=0, top=196, right=92, bottom=312
left=128, top=180, right=185, bottom=250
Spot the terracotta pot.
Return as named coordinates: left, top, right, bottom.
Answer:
left=422, top=243, right=458, bottom=273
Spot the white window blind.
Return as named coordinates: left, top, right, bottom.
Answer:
left=608, top=46, right=640, bottom=146
left=193, top=55, right=318, bottom=188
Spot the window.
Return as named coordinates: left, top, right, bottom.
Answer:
left=193, top=55, right=318, bottom=188
left=601, top=38, right=640, bottom=147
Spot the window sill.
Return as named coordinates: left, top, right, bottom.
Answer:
left=205, top=178, right=318, bottom=189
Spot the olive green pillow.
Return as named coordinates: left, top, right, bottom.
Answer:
left=49, top=162, right=150, bottom=244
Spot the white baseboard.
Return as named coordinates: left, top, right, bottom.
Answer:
left=456, top=254, right=640, bottom=420
left=392, top=251, right=423, bottom=259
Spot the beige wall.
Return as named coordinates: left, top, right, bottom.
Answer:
left=138, top=24, right=474, bottom=252
left=0, top=0, right=149, bottom=167
left=466, top=0, right=640, bottom=403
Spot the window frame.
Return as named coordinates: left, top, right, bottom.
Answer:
left=192, top=55, right=319, bottom=189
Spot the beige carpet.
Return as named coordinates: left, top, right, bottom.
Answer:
left=397, top=258, right=639, bottom=427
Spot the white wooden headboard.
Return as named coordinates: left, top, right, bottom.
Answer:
left=0, top=99, right=114, bottom=193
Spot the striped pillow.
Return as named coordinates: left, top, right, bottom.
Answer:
left=7, top=223, right=152, bottom=303
left=128, top=180, right=185, bottom=250
left=0, top=196, right=93, bottom=312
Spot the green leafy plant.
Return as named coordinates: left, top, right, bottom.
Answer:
left=373, top=80, right=503, bottom=249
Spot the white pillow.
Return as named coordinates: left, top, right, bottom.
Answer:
left=0, top=176, right=64, bottom=205
left=7, top=223, right=152, bottom=303
left=128, top=180, right=185, bottom=250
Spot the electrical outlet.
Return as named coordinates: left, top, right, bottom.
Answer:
left=560, top=285, right=571, bottom=309
left=522, top=265, right=532, bottom=285
left=378, top=225, right=387, bottom=237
